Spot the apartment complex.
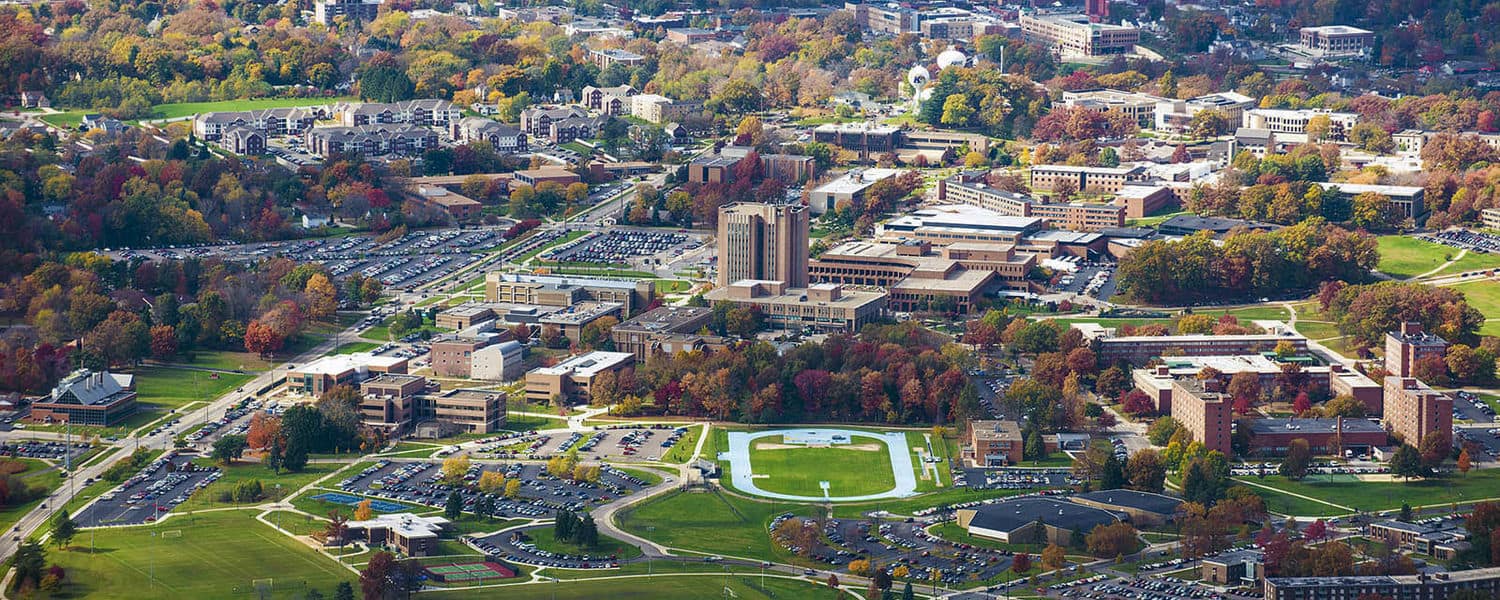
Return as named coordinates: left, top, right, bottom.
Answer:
left=313, top=0, right=381, bottom=25
left=1384, top=322, right=1449, bottom=378
left=32, top=370, right=138, bottom=426
left=450, top=117, right=528, bottom=153
left=1029, top=164, right=1150, bottom=195
left=303, top=124, right=438, bottom=157
left=524, top=351, right=636, bottom=404
left=335, top=99, right=461, bottom=128
left=1383, top=376, right=1452, bottom=447
left=703, top=280, right=887, bottom=333
left=194, top=107, right=326, bottom=141
left=484, top=273, right=654, bottom=316
left=1020, top=13, right=1139, bottom=57
left=717, top=203, right=810, bottom=288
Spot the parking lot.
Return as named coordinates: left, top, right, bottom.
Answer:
left=473, top=425, right=691, bottom=462
left=956, top=468, right=1078, bottom=490
left=1052, top=263, right=1118, bottom=302
left=771, top=514, right=1017, bottom=587
left=547, top=230, right=695, bottom=266
left=75, top=453, right=221, bottom=527
left=1427, top=229, right=1500, bottom=266
left=473, top=524, right=625, bottom=569
left=1453, top=389, right=1498, bottom=423
left=1064, top=575, right=1243, bottom=600
left=333, top=460, right=651, bottom=521
left=0, top=440, right=92, bottom=463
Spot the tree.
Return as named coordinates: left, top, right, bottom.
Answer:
left=354, top=499, right=374, bottom=521
left=326, top=511, right=350, bottom=551
left=478, top=471, right=506, bottom=494
left=1127, top=449, right=1167, bottom=493
left=941, top=93, right=975, bottom=126
left=1147, top=417, right=1182, bottom=446
left=504, top=479, right=521, bottom=499
left=335, top=581, right=355, bottom=600
left=1279, top=439, right=1311, bottom=480
left=1304, top=519, right=1328, bottom=541
left=149, top=325, right=178, bottom=359
left=360, top=551, right=395, bottom=600
left=12, top=541, right=45, bottom=591
left=1459, top=447, right=1473, bottom=476
left=1086, top=522, right=1139, bottom=557
left=445, top=490, right=463, bottom=518
left=1101, top=453, right=1128, bottom=490
left=1041, top=543, right=1067, bottom=569
left=1389, top=445, right=1426, bottom=481
left=903, top=581, right=915, bottom=600
left=51, top=509, right=76, bottom=548
left=1012, top=552, right=1032, bottom=574
left=211, top=434, right=248, bottom=466
left=441, top=454, right=471, bottom=485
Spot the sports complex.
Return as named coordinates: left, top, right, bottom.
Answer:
left=722, top=428, right=921, bottom=502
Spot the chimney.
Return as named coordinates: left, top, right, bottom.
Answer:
left=1400, top=322, right=1423, bottom=336
left=1156, top=365, right=1170, bottom=376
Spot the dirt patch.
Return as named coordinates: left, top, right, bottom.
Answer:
left=753, top=442, right=882, bottom=452
left=1355, top=473, right=1404, bottom=482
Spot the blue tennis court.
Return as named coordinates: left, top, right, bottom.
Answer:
left=310, top=492, right=405, bottom=512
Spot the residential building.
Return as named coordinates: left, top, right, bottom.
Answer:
left=1384, top=322, right=1449, bottom=379
left=547, top=115, right=609, bottom=143
left=609, top=306, right=716, bottom=360
left=588, top=48, right=646, bottom=68
left=1020, top=13, right=1138, bottom=57
left=1060, top=89, right=1169, bottom=129
left=1155, top=92, right=1257, bottom=133
left=1167, top=377, right=1234, bottom=455
left=717, top=202, right=810, bottom=288
left=222, top=128, right=265, bottom=155
left=335, top=99, right=460, bottom=128
left=1383, top=376, right=1452, bottom=447
left=520, top=106, right=587, bottom=139
left=581, top=85, right=637, bottom=114
left=1075, top=322, right=1307, bottom=366
left=194, top=107, right=324, bottom=141
left=18, top=91, right=47, bottom=109
left=1244, top=417, right=1388, bottom=456
left=484, top=273, right=654, bottom=316
left=471, top=341, right=525, bottom=382
left=1028, top=164, right=1149, bottom=195
left=812, top=122, right=899, bottom=154
left=303, top=124, right=438, bottom=157
left=844, top=2, right=919, bottom=34
left=629, top=94, right=699, bottom=124
left=1298, top=25, right=1374, bottom=56
left=1265, top=567, right=1500, bottom=600
left=876, top=205, right=1047, bottom=247
left=703, top=280, right=887, bottom=333
left=343, top=514, right=450, bottom=557
left=1317, top=182, right=1426, bottom=223
left=1484, top=207, right=1500, bottom=230
left=450, top=117, right=528, bottom=153
left=1241, top=109, right=1359, bottom=143
left=31, top=369, right=138, bottom=426
left=807, top=169, right=906, bottom=215
left=285, top=353, right=409, bottom=395
left=524, top=351, right=636, bottom=403
left=313, top=0, right=382, bottom=25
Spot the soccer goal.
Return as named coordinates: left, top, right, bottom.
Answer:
left=253, top=578, right=274, bottom=598
left=160, top=530, right=183, bottom=539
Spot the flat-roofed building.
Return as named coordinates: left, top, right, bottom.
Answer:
left=430, top=333, right=507, bottom=379
left=1298, top=25, right=1374, bottom=56
left=968, top=419, right=1058, bottom=466
left=1317, top=182, right=1426, bottom=223
left=538, top=301, right=623, bottom=342
left=1483, top=208, right=1500, bottom=230
left=809, top=239, right=1034, bottom=312
left=1242, top=109, right=1359, bottom=143
left=1384, top=322, right=1449, bottom=378
left=471, top=340, right=525, bottom=381
left=1133, top=355, right=1382, bottom=415
left=1168, top=377, right=1234, bottom=455
left=1245, top=417, right=1388, bottom=456
left=344, top=514, right=449, bottom=557
left=410, top=186, right=482, bottom=222
left=588, top=48, right=645, bottom=68
left=511, top=166, right=581, bottom=189
left=1029, top=164, right=1149, bottom=195
left=761, top=154, right=817, bottom=184
left=1156, top=92, right=1257, bottom=133
left=1157, top=214, right=1281, bottom=237
left=1061, top=89, right=1168, bottom=129
left=807, top=168, right=906, bottom=215
left=940, top=178, right=1125, bottom=232
left=1384, top=376, right=1451, bottom=447
left=314, top=0, right=381, bottom=25
left=484, top=272, right=654, bottom=316
left=436, top=304, right=497, bottom=330
left=285, top=353, right=409, bottom=396
left=1075, top=322, right=1307, bottom=366
left=1265, top=567, right=1500, bottom=600
left=1071, top=490, right=1183, bottom=526
left=1202, top=550, right=1263, bottom=586
left=31, top=370, right=138, bottom=426
left=704, top=280, right=886, bottom=333
left=610, top=306, right=718, bottom=360
left=414, top=388, right=507, bottom=433
left=877, top=205, right=1046, bottom=247
left=718, top=203, right=810, bottom=288
left=956, top=497, right=1124, bottom=545
left=812, top=122, right=899, bottom=154
left=524, top=351, right=635, bottom=404
left=1366, top=519, right=1470, bottom=558
left=1114, top=185, right=1177, bottom=219
left=1020, top=13, right=1138, bottom=57
left=359, top=374, right=428, bottom=431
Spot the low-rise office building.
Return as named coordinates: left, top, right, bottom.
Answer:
left=485, top=272, right=653, bottom=316
left=1131, top=354, right=1382, bottom=415
left=1265, top=567, right=1500, bottom=600
left=968, top=419, right=1059, bottom=466
left=1202, top=550, right=1264, bottom=586
left=940, top=178, right=1126, bottom=232
left=285, top=353, right=409, bottom=396
left=32, top=370, right=138, bottom=426
left=1366, top=519, right=1470, bottom=559
left=610, top=306, right=719, bottom=360
left=703, top=280, right=887, bottom=333
left=359, top=374, right=428, bottom=431
left=1155, top=92, right=1257, bottom=133
left=1060, top=89, right=1168, bottom=129
left=1298, top=25, right=1374, bottom=56
left=525, top=351, right=636, bottom=404
left=1244, top=417, right=1388, bottom=456
left=471, top=340, right=526, bottom=382
left=811, top=122, right=899, bottom=154
left=1075, top=322, right=1307, bottom=366
left=1020, top=13, right=1138, bottom=57
left=807, top=169, right=906, bottom=215
left=538, top=301, right=623, bottom=342
left=1317, top=182, right=1426, bottom=223
left=1483, top=208, right=1500, bottom=230
left=810, top=239, right=1034, bottom=312
left=413, top=388, right=507, bottom=433
left=435, top=304, right=497, bottom=330
left=877, top=205, right=1046, bottom=247
left=343, top=514, right=450, bottom=557
left=1242, top=109, right=1359, bottom=143
left=1029, top=164, right=1149, bottom=195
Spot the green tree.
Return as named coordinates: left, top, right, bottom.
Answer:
left=334, top=581, right=355, bottom=600
left=1279, top=438, right=1311, bottom=480
left=444, top=490, right=464, bottom=518
left=211, top=434, right=248, bottom=466
left=51, top=509, right=77, bottom=548
left=1390, top=444, right=1425, bottom=481
left=1100, top=453, right=1127, bottom=490
left=941, top=93, right=975, bottom=126
left=1147, top=417, right=1182, bottom=446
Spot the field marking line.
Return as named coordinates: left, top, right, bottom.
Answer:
left=1231, top=478, right=1355, bottom=513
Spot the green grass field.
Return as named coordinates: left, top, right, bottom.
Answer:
left=132, top=367, right=254, bottom=410
left=147, top=97, right=348, bottom=120
left=1048, top=317, right=1176, bottom=329
left=1432, top=251, right=1500, bottom=278
left=1450, top=280, right=1500, bottom=336
left=1242, top=470, right=1500, bottom=513
left=1293, top=320, right=1342, bottom=341
left=177, top=461, right=340, bottom=512
left=324, top=341, right=379, bottom=356
left=661, top=425, right=703, bottom=463
left=47, top=510, right=352, bottom=599
left=615, top=489, right=815, bottom=563
left=169, top=350, right=272, bottom=372
left=525, top=525, right=643, bottom=559
left=1233, top=481, right=1350, bottom=517
left=1376, top=236, right=1456, bottom=279
left=746, top=435, right=898, bottom=497
left=422, top=574, right=843, bottom=599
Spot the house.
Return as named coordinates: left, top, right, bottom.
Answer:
left=79, top=114, right=126, bottom=134
left=19, top=91, right=48, bottom=109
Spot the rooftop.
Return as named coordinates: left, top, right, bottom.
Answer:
left=614, top=306, right=712, bottom=334
left=533, top=351, right=635, bottom=378
left=812, top=169, right=906, bottom=195
left=347, top=513, right=450, bottom=540
left=1072, top=489, right=1184, bottom=515
left=881, top=205, right=1044, bottom=236
left=967, top=497, right=1124, bottom=534
left=539, top=301, right=622, bottom=325
left=1316, top=182, right=1424, bottom=198
left=290, top=353, right=406, bottom=376
left=1246, top=417, right=1386, bottom=436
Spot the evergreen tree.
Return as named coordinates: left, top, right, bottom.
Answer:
left=444, top=490, right=463, bottom=519
left=334, top=582, right=355, bottom=600
left=578, top=514, right=599, bottom=548
left=555, top=510, right=574, bottom=541
left=903, top=581, right=915, bottom=600
left=1100, top=453, right=1127, bottom=490
left=51, top=508, right=77, bottom=548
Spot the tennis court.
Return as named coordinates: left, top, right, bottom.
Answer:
left=424, top=561, right=516, bottom=582
left=310, top=492, right=406, bottom=512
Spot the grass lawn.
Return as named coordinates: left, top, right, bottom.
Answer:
left=1126, top=210, right=1192, bottom=228
left=324, top=341, right=379, bottom=356
left=178, top=461, right=340, bottom=512
left=829, top=486, right=1041, bottom=519
left=266, top=510, right=329, bottom=536
left=41, top=111, right=85, bottom=130
left=422, top=574, right=843, bottom=599
left=1203, top=305, right=1291, bottom=321
left=147, top=97, right=349, bottom=121
left=745, top=435, right=898, bottom=498
left=1241, top=471, right=1500, bottom=513
left=1293, top=320, right=1342, bottom=341
left=170, top=350, right=271, bottom=372
left=524, top=525, right=644, bottom=559
left=1376, top=236, right=1456, bottom=279
left=47, top=510, right=352, bottom=599
left=616, top=489, right=816, bottom=563
left=652, top=279, right=694, bottom=294
left=132, top=367, right=254, bottom=410
left=502, top=414, right=557, bottom=432
left=661, top=425, right=703, bottom=464
left=929, top=522, right=1051, bottom=555
left=1048, top=317, right=1176, bottom=329
left=1450, top=280, right=1500, bottom=336
left=1432, top=251, right=1500, bottom=277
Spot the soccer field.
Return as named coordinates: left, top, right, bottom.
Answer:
left=48, top=510, right=352, bottom=599
left=747, top=435, right=898, bottom=497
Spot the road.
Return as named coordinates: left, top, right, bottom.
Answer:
left=0, top=319, right=367, bottom=562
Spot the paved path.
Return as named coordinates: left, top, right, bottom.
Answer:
left=1412, top=248, right=1468, bottom=279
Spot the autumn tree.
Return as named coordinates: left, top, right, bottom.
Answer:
left=1041, top=543, right=1067, bottom=569
left=1086, top=522, right=1139, bottom=557
left=441, top=454, right=472, bottom=485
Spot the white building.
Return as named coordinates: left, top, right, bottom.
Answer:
left=807, top=168, right=906, bottom=215
left=471, top=340, right=525, bottom=381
